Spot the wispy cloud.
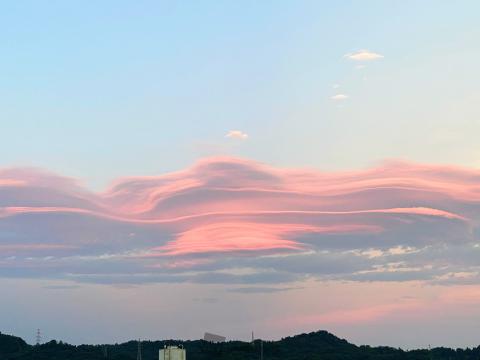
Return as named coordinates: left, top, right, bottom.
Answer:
left=331, top=94, right=349, bottom=100
left=225, top=130, right=248, bottom=140
left=345, top=50, right=384, bottom=61
left=0, top=158, right=479, bottom=285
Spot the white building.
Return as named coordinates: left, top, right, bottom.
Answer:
left=159, top=345, right=186, bottom=360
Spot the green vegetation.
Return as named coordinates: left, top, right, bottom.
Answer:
left=1, top=330, right=479, bottom=360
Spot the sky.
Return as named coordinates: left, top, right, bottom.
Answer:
left=1, top=0, right=480, bottom=349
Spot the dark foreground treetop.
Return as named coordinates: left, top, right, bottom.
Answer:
left=1, top=330, right=479, bottom=360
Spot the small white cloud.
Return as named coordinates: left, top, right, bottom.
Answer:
left=345, top=50, right=384, bottom=61
left=330, top=94, right=349, bottom=101
left=355, top=64, right=366, bottom=70
left=333, top=84, right=340, bottom=89
left=225, top=130, right=248, bottom=140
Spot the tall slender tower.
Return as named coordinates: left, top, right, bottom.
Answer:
left=35, top=329, right=42, bottom=346
left=137, top=339, right=142, bottom=360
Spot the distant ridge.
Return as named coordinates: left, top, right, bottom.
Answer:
left=0, top=330, right=479, bottom=360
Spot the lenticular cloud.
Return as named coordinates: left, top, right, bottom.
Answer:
left=0, top=158, right=479, bottom=285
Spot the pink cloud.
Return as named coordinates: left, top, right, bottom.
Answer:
left=276, top=284, right=480, bottom=331
left=0, top=157, right=479, bottom=284
left=148, top=222, right=383, bottom=256
left=299, top=300, right=423, bottom=325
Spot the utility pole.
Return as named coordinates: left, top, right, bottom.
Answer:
left=260, top=339, right=263, bottom=360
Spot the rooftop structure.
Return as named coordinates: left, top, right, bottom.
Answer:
left=203, top=332, right=226, bottom=343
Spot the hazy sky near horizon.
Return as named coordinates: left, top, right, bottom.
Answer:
left=1, top=0, right=480, bottom=349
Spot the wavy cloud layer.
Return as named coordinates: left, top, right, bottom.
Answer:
left=0, top=158, right=479, bottom=285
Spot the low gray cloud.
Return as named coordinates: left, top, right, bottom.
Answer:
left=227, top=286, right=302, bottom=294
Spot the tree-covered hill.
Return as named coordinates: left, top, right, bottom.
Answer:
left=0, top=330, right=479, bottom=360
left=0, top=332, right=29, bottom=356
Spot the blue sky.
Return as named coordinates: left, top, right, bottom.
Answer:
left=2, top=1, right=480, bottom=189
left=2, top=1, right=480, bottom=347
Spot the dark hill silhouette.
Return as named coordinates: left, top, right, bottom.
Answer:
left=0, top=331, right=29, bottom=355
left=0, top=330, right=479, bottom=360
